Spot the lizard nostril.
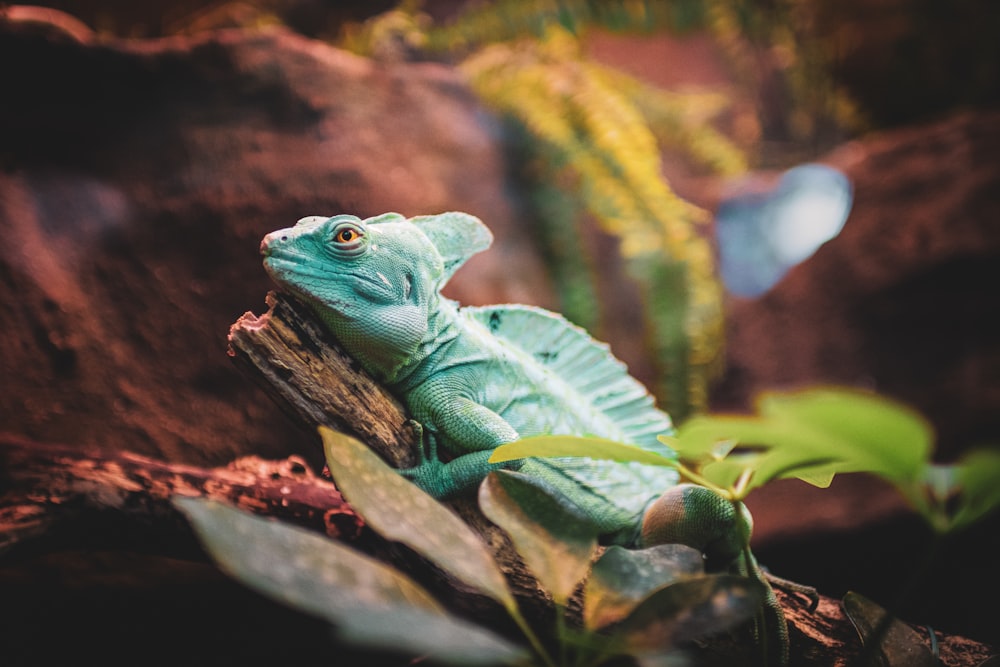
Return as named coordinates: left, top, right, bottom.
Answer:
left=260, top=232, right=290, bottom=256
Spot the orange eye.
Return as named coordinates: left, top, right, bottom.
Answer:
left=334, top=228, right=359, bottom=243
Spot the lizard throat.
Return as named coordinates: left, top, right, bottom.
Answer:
left=385, top=300, right=462, bottom=393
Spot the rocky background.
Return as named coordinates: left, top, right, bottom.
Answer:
left=1, top=2, right=998, bottom=663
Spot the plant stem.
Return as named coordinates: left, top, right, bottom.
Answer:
left=508, top=604, right=558, bottom=667
left=555, top=603, right=567, bottom=667
left=732, top=468, right=754, bottom=500
left=673, top=461, right=733, bottom=499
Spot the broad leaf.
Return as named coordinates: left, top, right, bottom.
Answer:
left=932, top=449, right=1000, bottom=530
left=842, top=591, right=937, bottom=667
left=176, top=497, right=524, bottom=665
left=489, top=435, right=677, bottom=467
left=175, top=497, right=442, bottom=617
left=320, top=428, right=515, bottom=610
left=479, top=471, right=599, bottom=606
left=334, top=607, right=528, bottom=666
left=698, top=449, right=842, bottom=492
left=758, top=389, right=932, bottom=482
left=612, top=575, right=764, bottom=654
left=584, top=544, right=704, bottom=631
left=675, top=388, right=936, bottom=493
left=944, top=447, right=1000, bottom=532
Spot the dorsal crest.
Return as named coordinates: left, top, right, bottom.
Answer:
left=463, top=304, right=674, bottom=448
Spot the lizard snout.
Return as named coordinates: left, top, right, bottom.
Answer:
left=260, top=231, right=289, bottom=257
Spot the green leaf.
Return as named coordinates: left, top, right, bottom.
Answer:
left=949, top=447, right=1000, bottom=531
left=674, top=388, right=937, bottom=494
left=794, top=469, right=837, bottom=488
left=175, top=497, right=524, bottom=666
left=612, top=575, right=764, bottom=654
left=583, top=544, right=704, bottom=630
left=489, top=434, right=677, bottom=467
left=174, top=497, right=443, bottom=618
left=320, top=427, right=515, bottom=611
left=699, top=450, right=841, bottom=492
left=759, top=388, right=933, bottom=482
left=842, top=591, right=937, bottom=667
left=479, top=471, right=599, bottom=606
left=334, top=607, right=528, bottom=666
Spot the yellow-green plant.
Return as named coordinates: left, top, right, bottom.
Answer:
left=702, top=0, right=865, bottom=148
left=339, top=1, right=861, bottom=419
left=459, top=28, right=735, bottom=418
left=343, top=5, right=746, bottom=419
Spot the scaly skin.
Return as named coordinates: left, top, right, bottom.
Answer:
left=261, top=213, right=787, bottom=662
left=261, top=212, right=786, bottom=661
left=260, top=211, right=743, bottom=550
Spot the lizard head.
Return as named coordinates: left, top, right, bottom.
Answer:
left=261, top=211, right=492, bottom=380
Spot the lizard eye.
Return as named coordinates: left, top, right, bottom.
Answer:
left=335, top=228, right=358, bottom=243
left=329, top=221, right=367, bottom=256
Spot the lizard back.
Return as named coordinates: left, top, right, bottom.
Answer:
left=462, top=304, right=679, bottom=542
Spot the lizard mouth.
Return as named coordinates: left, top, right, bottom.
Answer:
left=262, top=253, right=330, bottom=284
left=261, top=251, right=393, bottom=313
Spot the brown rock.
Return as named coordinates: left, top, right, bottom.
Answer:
left=0, top=23, right=551, bottom=467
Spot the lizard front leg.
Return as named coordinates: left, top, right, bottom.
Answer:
left=400, top=395, right=521, bottom=499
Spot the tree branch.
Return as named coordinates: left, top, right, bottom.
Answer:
left=227, top=291, right=418, bottom=468
left=0, top=432, right=362, bottom=560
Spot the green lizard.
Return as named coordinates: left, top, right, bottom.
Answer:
left=260, top=211, right=786, bottom=657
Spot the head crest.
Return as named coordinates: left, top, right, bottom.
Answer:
left=409, top=212, right=493, bottom=283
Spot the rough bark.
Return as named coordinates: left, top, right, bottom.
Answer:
left=226, top=291, right=545, bottom=613
left=0, top=432, right=362, bottom=561
left=227, top=291, right=418, bottom=468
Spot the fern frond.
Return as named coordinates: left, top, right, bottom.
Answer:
left=596, top=67, right=748, bottom=176
left=426, top=0, right=706, bottom=54
left=462, top=28, right=726, bottom=417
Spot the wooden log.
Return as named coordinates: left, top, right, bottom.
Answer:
left=226, top=291, right=544, bottom=615
left=226, top=291, right=418, bottom=468
left=0, top=433, right=362, bottom=560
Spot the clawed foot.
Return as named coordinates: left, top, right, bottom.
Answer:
left=765, top=570, right=820, bottom=612
left=399, top=419, right=447, bottom=496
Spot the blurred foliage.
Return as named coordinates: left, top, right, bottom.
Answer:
left=340, top=0, right=866, bottom=421
left=702, top=0, right=865, bottom=149
left=176, top=427, right=768, bottom=665
left=345, top=5, right=720, bottom=419
left=492, top=387, right=1000, bottom=533
left=457, top=27, right=732, bottom=418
